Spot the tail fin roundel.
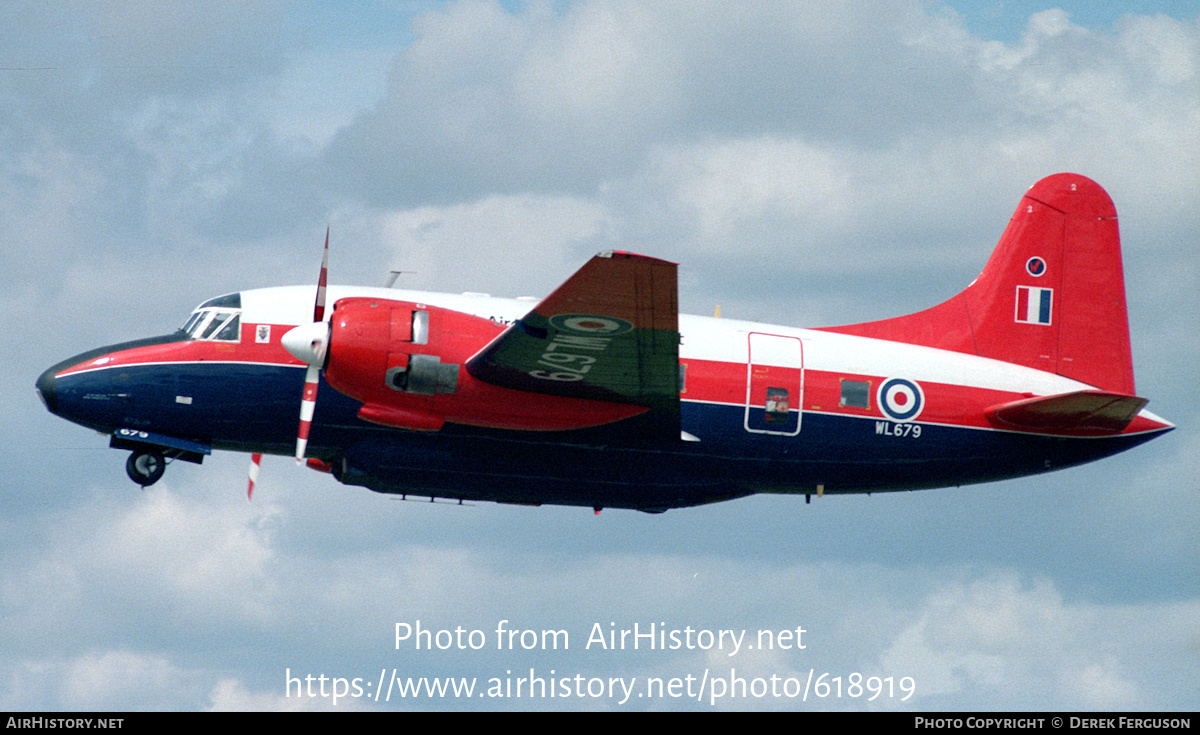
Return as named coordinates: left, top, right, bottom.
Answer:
left=820, top=173, right=1135, bottom=394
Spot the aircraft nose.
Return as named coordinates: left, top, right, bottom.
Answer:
left=282, top=321, right=330, bottom=368
left=36, top=364, right=58, bottom=415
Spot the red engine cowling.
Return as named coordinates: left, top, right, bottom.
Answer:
left=323, top=297, right=647, bottom=432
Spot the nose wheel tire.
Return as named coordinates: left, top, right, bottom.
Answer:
left=126, top=450, right=166, bottom=487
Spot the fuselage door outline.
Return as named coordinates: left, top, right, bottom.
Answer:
left=744, top=332, right=804, bottom=436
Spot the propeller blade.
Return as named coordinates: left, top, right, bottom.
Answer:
left=291, top=229, right=330, bottom=463
left=248, top=453, right=262, bottom=499
left=314, top=227, right=329, bottom=322
left=296, top=364, right=320, bottom=462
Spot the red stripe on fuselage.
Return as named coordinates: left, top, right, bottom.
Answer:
left=53, top=323, right=1164, bottom=438
left=53, top=323, right=303, bottom=378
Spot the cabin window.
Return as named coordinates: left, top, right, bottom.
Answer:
left=840, top=379, right=870, bottom=409
left=764, top=387, right=790, bottom=422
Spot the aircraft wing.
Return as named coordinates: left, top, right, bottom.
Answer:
left=465, top=251, right=681, bottom=438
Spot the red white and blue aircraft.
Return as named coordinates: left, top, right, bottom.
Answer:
left=36, top=173, right=1173, bottom=512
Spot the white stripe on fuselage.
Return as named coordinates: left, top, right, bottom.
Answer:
left=236, top=286, right=1165, bottom=423
left=238, top=285, right=533, bottom=328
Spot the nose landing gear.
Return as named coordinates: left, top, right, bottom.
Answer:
left=109, top=431, right=208, bottom=488
left=125, top=450, right=166, bottom=487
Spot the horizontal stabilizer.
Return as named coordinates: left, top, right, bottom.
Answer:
left=984, top=391, right=1148, bottom=436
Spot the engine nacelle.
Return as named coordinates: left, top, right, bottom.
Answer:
left=323, top=297, right=646, bottom=432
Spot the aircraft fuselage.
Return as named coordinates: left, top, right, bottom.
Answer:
left=36, top=285, right=1171, bottom=512
left=36, top=176, right=1176, bottom=512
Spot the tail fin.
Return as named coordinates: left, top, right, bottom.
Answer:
left=819, top=173, right=1135, bottom=394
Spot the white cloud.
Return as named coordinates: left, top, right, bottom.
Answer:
left=875, top=573, right=1200, bottom=709
left=1118, top=13, right=1198, bottom=86
left=207, top=677, right=367, bottom=711
left=374, top=193, right=615, bottom=294
left=283, top=1, right=1200, bottom=332
left=2, top=486, right=281, bottom=645
left=664, top=139, right=853, bottom=249
left=1, top=650, right=201, bottom=710
left=61, top=650, right=192, bottom=710
left=6, top=472, right=1198, bottom=709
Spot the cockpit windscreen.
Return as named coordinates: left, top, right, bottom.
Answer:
left=181, top=293, right=242, bottom=342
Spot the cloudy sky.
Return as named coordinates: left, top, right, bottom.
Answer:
left=3, top=0, right=1197, bottom=711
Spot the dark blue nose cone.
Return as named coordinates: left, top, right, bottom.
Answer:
left=38, top=331, right=189, bottom=433
left=36, top=364, right=59, bottom=415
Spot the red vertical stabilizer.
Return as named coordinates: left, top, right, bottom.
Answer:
left=818, top=173, right=1135, bottom=394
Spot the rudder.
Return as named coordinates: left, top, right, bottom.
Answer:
left=820, top=173, right=1136, bottom=394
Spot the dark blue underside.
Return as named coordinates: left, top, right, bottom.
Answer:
left=51, top=362, right=1166, bottom=511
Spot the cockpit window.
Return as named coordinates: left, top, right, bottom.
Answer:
left=183, top=292, right=245, bottom=342
left=181, top=311, right=205, bottom=336
left=183, top=307, right=242, bottom=342
left=214, top=313, right=240, bottom=341
left=200, top=313, right=228, bottom=339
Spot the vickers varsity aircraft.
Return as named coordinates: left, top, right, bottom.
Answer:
left=37, top=173, right=1173, bottom=512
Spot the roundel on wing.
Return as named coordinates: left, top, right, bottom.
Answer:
left=549, top=313, right=634, bottom=335
left=877, top=378, right=924, bottom=422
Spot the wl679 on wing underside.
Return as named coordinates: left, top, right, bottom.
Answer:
left=36, top=174, right=1173, bottom=513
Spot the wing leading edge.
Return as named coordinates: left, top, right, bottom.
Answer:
left=465, top=251, right=681, bottom=439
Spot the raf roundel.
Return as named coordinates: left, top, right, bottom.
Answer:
left=878, top=378, right=924, bottom=422
left=550, top=313, right=634, bottom=335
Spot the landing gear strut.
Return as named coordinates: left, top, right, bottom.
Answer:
left=126, top=450, right=166, bottom=487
